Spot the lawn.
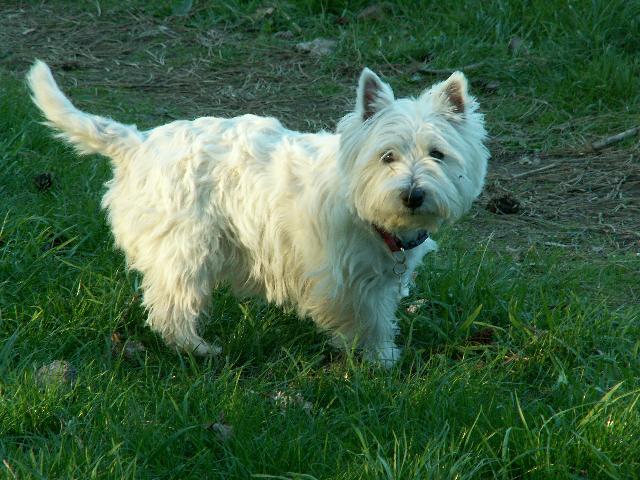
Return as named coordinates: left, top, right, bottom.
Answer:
left=1, top=1, right=639, bottom=478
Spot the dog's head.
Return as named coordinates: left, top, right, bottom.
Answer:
left=337, top=68, right=489, bottom=239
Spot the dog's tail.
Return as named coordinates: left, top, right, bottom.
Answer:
left=26, top=60, right=143, bottom=159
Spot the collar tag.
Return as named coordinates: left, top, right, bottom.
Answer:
left=392, top=250, right=407, bottom=275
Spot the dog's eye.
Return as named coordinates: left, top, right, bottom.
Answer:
left=381, top=151, right=396, bottom=164
left=430, top=149, right=445, bottom=161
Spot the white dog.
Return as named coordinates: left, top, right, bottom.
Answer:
left=27, top=60, right=489, bottom=366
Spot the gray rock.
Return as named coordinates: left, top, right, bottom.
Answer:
left=36, top=360, right=77, bottom=388
left=296, top=38, right=337, bottom=56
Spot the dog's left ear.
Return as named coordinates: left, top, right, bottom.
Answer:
left=356, top=68, right=395, bottom=121
left=424, top=71, right=470, bottom=117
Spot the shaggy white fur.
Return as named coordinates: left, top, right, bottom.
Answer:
left=27, top=60, right=489, bottom=366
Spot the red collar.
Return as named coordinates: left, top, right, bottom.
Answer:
left=374, top=225, right=429, bottom=252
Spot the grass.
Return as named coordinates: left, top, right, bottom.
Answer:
left=1, top=0, right=640, bottom=478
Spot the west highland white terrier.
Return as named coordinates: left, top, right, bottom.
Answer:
left=27, top=60, right=489, bottom=366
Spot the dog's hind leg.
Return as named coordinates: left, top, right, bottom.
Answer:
left=137, top=237, right=223, bottom=356
left=142, top=265, right=221, bottom=356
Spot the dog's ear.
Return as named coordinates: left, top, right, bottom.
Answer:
left=356, top=68, right=395, bottom=121
left=424, top=71, right=470, bottom=117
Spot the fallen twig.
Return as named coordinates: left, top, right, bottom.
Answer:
left=417, top=61, right=485, bottom=75
left=543, top=241, right=578, bottom=248
left=591, top=126, right=639, bottom=151
left=511, top=162, right=558, bottom=179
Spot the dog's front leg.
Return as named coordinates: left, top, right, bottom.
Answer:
left=325, top=288, right=402, bottom=368
left=359, top=295, right=403, bottom=368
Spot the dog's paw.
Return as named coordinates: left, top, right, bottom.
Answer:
left=364, top=342, right=402, bottom=368
left=173, top=335, right=222, bottom=357
left=191, top=341, right=222, bottom=357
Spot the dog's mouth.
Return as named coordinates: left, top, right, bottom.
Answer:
left=373, top=224, right=429, bottom=252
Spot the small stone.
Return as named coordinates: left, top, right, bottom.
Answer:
left=251, top=7, right=275, bottom=21
left=111, top=332, right=146, bottom=362
left=274, top=30, right=294, bottom=40
left=210, top=422, right=233, bottom=441
left=296, top=38, right=337, bottom=56
left=517, top=154, right=540, bottom=166
left=508, top=36, right=529, bottom=55
left=36, top=360, right=77, bottom=388
left=357, top=3, right=393, bottom=21
left=206, top=412, right=234, bottom=441
left=486, top=80, right=500, bottom=91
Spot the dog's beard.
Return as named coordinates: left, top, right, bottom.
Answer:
left=368, top=209, right=443, bottom=236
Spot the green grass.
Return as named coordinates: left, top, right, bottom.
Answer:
left=2, top=1, right=640, bottom=478
left=164, top=0, right=640, bottom=149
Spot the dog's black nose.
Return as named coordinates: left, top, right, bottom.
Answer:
left=401, top=188, right=425, bottom=209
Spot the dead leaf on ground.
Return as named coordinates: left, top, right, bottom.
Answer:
left=486, top=193, right=521, bottom=214
left=33, top=172, right=53, bottom=191
left=251, top=7, right=275, bottom=22
left=2, top=459, right=17, bottom=479
left=503, top=352, right=531, bottom=365
left=406, top=298, right=427, bottom=314
left=43, top=233, right=70, bottom=252
left=467, top=328, right=496, bottom=346
left=59, top=60, right=81, bottom=71
left=272, top=390, right=313, bottom=414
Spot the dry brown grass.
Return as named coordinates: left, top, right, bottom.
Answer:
left=2, top=3, right=638, bottom=252
left=1, top=4, right=353, bottom=131
left=471, top=151, right=640, bottom=250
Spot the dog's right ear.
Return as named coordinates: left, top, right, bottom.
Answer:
left=356, top=68, right=395, bottom=121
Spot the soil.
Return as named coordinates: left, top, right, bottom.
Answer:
left=2, top=4, right=638, bottom=254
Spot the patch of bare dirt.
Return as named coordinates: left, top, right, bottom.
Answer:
left=0, top=4, right=354, bottom=131
left=461, top=151, right=640, bottom=251
left=2, top=4, right=639, bottom=253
